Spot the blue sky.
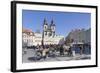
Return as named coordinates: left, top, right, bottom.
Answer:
left=22, top=10, right=91, bottom=37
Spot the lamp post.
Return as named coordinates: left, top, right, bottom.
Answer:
left=41, top=30, right=44, bottom=49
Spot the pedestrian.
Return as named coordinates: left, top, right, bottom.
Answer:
left=60, top=45, right=64, bottom=56
left=80, top=46, right=83, bottom=55
left=42, top=48, right=47, bottom=60
left=68, top=47, right=72, bottom=56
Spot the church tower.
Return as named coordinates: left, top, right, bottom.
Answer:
left=43, top=18, right=56, bottom=37
left=50, top=19, right=55, bottom=37
left=43, top=18, right=48, bottom=37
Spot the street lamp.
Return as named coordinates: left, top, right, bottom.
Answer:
left=41, top=30, right=44, bottom=49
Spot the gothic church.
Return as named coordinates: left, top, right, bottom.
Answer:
left=43, top=18, right=55, bottom=37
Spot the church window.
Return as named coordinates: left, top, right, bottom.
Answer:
left=45, top=32, right=47, bottom=35
left=49, top=32, right=52, bottom=36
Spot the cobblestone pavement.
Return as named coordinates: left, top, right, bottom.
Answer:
left=22, top=49, right=91, bottom=63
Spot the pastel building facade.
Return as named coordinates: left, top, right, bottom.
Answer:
left=22, top=29, right=34, bottom=47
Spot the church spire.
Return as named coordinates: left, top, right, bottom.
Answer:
left=51, top=19, right=54, bottom=24
left=50, top=19, right=55, bottom=26
left=43, top=18, right=48, bottom=25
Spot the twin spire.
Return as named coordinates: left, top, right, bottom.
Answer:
left=43, top=18, right=55, bottom=26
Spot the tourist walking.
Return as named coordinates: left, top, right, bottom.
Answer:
left=42, top=48, right=47, bottom=60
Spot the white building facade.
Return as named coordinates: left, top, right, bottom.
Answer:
left=33, top=33, right=64, bottom=46
left=22, top=29, right=34, bottom=47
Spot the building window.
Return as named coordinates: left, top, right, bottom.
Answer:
left=45, top=26, right=46, bottom=29
left=49, top=32, right=52, bottom=36
left=45, top=32, right=47, bottom=35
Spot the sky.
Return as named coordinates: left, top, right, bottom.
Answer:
left=22, top=10, right=91, bottom=37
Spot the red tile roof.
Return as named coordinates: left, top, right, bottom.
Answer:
left=22, top=28, right=34, bottom=36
